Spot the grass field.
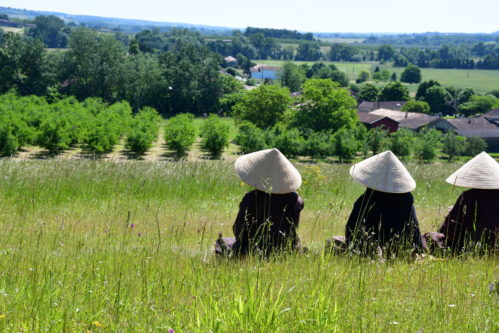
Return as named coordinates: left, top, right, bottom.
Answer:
left=0, top=26, right=23, bottom=33
left=256, top=60, right=499, bottom=94
left=0, top=159, right=496, bottom=332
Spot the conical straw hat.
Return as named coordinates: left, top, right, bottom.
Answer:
left=349, top=150, right=416, bottom=193
left=446, top=152, right=499, bottom=189
left=235, top=148, right=302, bottom=194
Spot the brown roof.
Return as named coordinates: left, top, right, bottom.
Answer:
left=484, top=108, right=499, bottom=119
left=369, top=109, right=437, bottom=130
left=358, top=112, right=398, bottom=125
left=445, top=116, right=499, bottom=138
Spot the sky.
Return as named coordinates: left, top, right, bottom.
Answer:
left=1, top=0, right=498, bottom=33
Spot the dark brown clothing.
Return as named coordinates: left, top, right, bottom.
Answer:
left=439, top=189, right=499, bottom=251
left=346, top=189, right=423, bottom=254
left=232, top=190, right=304, bottom=255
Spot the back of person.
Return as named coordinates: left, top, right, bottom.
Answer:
left=233, top=190, right=304, bottom=255
left=346, top=189, right=422, bottom=254
left=440, top=189, right=499, bottom=251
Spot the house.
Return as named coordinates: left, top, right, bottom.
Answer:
left=358, top=101, right=407, bottom=112
left=369, top=109, right=438, bottom=131
left=484, top=108, right=499, bottom=125
left=357, top=112, right=399, bottom=132
left=224, top=56, right=237, bottom=67
left=429, top=116, right=499, bottom=152
left=250, top=65, right=281, bottom=80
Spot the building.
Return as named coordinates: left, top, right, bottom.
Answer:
left=357, top=112, right=399, bottom=132
left=429, top=116, right=499, bottom=152
left=224, top=56, right=237, bottom=67
left=358, top=101, right=407, bottom=112
left=250, top=65, right=281, bottom=80
left=369, top=109, right=438, bottom=131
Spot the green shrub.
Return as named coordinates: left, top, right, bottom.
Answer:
left=415, top=128, right=442, bottom=161
left=272, top=127, right=304, bottom=158
left=164, top=113, right=196, bottom=158
left=390, top=128, right=416, bottom=160
left=333, top=127, right=360, bottom=162
left=126, top=107, right=160, bottom=156
left=302, top=131, right=331, bottom=159
left=200, top=115, right=230, bottom=158
left=442, top=131, right=465, bottom=161
left=464, top=136, right=487, bottom=156
left=367, top=127, right=389, bottom=155
left=234, top=121, right=267, bottom=154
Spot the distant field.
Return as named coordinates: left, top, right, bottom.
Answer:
left=256, top=60, right=499, bottom=93
left=318, top=37, right=366, bottom=44
left=0, top=25, right=23, bottom=33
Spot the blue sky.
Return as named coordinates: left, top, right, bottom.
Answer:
left=1, top=0, right=498, bottom=33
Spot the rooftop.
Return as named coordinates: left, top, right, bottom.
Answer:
left=369, top=109, right=437, bottom=130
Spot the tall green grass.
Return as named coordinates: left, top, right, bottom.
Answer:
left=0, top=160, right=496, bottom=331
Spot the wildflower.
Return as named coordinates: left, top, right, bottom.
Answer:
left=168, top=329, right=174, bottom=333
left=0, top=314, right=5, bottom=320
left=130, top=223, right=135, bottom=228
left=92, top=321, right=103, bottom=327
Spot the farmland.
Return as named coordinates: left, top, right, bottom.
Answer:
left=0, top=159, right=496, bottom=331
left=257, top=60, right=499, bottom=94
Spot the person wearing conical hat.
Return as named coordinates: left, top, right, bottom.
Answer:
left=215, top=148, right=304, bottom=256
left=340, top=150, right=424, bottom=256
left=435, top=152, right=499, bottom=252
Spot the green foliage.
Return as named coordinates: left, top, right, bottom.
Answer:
left=415, top=128, right=442, bottom=161
left=302, top=131, right=331, bottom=159
left=279, top=62, right=305, bottom=92
left=164, top=113, right=197, bottom=157
left=401, top=100, right=431, bottom=114
left=390, top=128, right=416, bottom=160
left=379, top=81, right=410, bottom=101
left=400, top=64, right=422, bottom=84
left=372, top=69, right=391, bottom=82
left=416, top=80, right=441, bottom=101
left=333, top=127, right=362, bottom=162
left=219, top=92, right=245, bottom=116
left=271, top=125, right=304, bottom=158
left=125, top=107, right=161, bottom=156
left=358, top=84, right=379, bottom=102
left=423, top=85, right=453, bottom=115
left=233, top=84, right=291, bottom=129
left=464, top=136, right=487, bottom=156
left=442, top=131, right=465, bottom=161
left=26, top=15, right=68, bottom=48
left=356, top=70, right=370, bottom=84
left=367, top=127, right=389, bottom=155
left=200, top=115, right=230, bottom=158
left=459, top=95, right=498, bottom=116
left=234, top=121, right=268, bottom=154
left=293, top=79, right=357, bottom=132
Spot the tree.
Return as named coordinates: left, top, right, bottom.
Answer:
left=279, top=62, right=305, bottom=92
left=377, top=45, right=395, bottom=61
left=234, top=121, right=267, bottom=153
left=464, top=137, right=487, bottom=156
left=302, top=131, right=331, bottom=159
left=442, top=131, right=464, bottom=161
left=416, top=80, right=440, bottom=101
left=367, top=127, right=389, bottom=155
left=356, top=70, right=370, bottom=84
left=423, top=85, right=452, bottom=115
left=415, top=128, right=442, bottom=161
left=200, top=115, right=230, bottom=158
left=373, top=69, right=391, bottom=82
left=233, top=84, right=291, bottom=129
left=164, top=113, right=196, bottom=158
left=125, top=107, right=160, bottom=156
left=379, top=82, right=410, bottom=101
left=390, top=128, right=416, bottom=160
left=456, top=88, right=476, bottom=106
left=295, top=42, right=321, bottom=61
left=293, top=79, right=358, bottom=132
left=401, top=100, right=431, bottom=114
left=333, top=127, right=361, bottom=162
left=358, top=84, right=379, bottom=102
left=391, top=72, right=397, bottom=81
left=26, top=15, right=68, bottom=48
left=272, top=127, right=304, bottom=157
left=459, top=95, right=498, bottom=116
left=400, top=64, right=422, bottom=84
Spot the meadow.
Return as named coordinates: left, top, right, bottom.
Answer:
left=0, top=159, right=496, bottom=332
left=258, top=59, right=499, bottom=94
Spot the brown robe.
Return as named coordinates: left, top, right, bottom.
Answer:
left=438, top=189, right=499, bottom=251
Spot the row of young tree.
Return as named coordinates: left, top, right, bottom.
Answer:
left=0, top=93, right=160, bottom=156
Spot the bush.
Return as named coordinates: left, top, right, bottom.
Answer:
left=200, top=115, right=230, bottom=158
left=415, top=128, right=442, bottom=161
left=302, top=131, right=331, bottom=159
left=125, top=107, right=160, bottom=156
left=367, top=127, right=389, bottom=155
left=442, top=131, right=465, bottom=161
left=401, top=100, right=431, bottom=114
left=272, top=127, right=304, bottom=158
left=164, top=113, right=196, bottom=158
left=333, top=127, right=360, bottom=162
left=390, top=128, right=415, bottom=160
left=36, top=111, right=74, bottom=153
left=464, top=136, right=487, bottom=156
left=234, top=121, right=267, bottom=154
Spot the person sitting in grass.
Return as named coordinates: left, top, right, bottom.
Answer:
left=425, top=152, right=499, bottom=253
left=329, top=151, right=424, bottom=257
left=215, top=148, right=304, bottom=257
